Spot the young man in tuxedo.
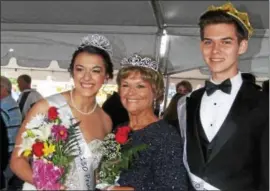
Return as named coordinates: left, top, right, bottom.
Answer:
left=178, top=2, right=269, bottom=190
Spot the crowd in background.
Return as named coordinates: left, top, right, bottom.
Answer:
left=1, top=74, right=43, bottom=190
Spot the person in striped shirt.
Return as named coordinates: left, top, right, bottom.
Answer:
left=0, top=76, right=22, bottom=154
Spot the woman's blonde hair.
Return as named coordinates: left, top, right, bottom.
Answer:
left=116, top=66, right=164, bottom=102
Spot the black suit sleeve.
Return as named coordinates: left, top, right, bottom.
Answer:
left=257, top=93, right=269, bottom=190
left=259, top=120, right=269, bottom=189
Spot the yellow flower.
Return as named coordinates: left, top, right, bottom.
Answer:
left=42, top=142, right=55, bottom=157
left=23, top=149, right=32, bottom=157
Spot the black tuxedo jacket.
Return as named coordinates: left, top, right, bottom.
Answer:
left=186, top=81, right=269, bottom=190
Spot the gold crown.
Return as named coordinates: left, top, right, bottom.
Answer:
left=207, top=2, right=253, bottom=38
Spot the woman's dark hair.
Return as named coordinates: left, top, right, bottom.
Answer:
left=68, top=45, right=114, bottom=79
left=199, top=10, right=248, bottom=43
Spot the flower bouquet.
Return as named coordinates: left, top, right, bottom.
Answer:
left=18, top=106, right=80, bottom=190
left=96, top=126, right=147, bottom=189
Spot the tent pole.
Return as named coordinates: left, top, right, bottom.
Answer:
left=163, top=74, right=170, bottom=113
left=150, top=0, right=164, bottom=30
left=161, top=33, right=170, bottom=113
left=151, top=0, right=164, bottom=62
left=151, top=0, right=171, bottom=116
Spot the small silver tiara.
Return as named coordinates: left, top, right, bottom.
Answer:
left=78, top=34, right=113, bottom=56
left=120, top=54, right=159, bottom=71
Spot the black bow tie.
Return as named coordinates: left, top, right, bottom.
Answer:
left=205, top=79, right=232, bottom=96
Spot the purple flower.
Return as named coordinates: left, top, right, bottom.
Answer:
left=33, top=160, right=64, bottom=190
left=52, top=125, right=68, bottom=141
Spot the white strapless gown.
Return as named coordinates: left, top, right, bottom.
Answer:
left=22, top=94, right=104, bottom=190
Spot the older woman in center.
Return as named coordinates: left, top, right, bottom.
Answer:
left=109, top=54, right=187, bottom=191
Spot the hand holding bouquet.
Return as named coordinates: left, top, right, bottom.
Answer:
left=96, top=126, right=147, bottom=189
left=18, top=106, right=80, bottom=190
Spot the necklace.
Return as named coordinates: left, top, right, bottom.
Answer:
left=70, top=90, right=97, bottom=115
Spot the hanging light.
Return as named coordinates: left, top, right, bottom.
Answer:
left=159, top=30, right=168, bottom=56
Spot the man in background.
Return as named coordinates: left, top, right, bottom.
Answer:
left=241, top=73, right=261, bottom=90
left=176, top=80, right=193, bottom=95
left=163, top=80, right=193, bottom=128
left=262, top=80, right=269, bottom=95
left=0, top=76, right=22, bottom=188
left=0, top=76, right=22, bottom=155
left=17, top=74, right=43, bottom=119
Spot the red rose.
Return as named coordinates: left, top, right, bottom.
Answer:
left=48, top=107, right=58, bottom=121
left=32, top=142, right=44, bottom=157
left=115, top=126, right=131, bottom=144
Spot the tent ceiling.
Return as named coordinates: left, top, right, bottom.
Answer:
left=1, top=1, right=269, bottom=79
left=160, top=1, right=269, bottom=29
left=1, top=1, right=156, bottom=26
left=2, top=1, right=268, bottom=29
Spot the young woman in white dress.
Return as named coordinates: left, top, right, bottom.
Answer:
left=10, top=34, right=113, bottom=190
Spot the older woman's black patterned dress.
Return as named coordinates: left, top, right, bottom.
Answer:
left=117, top=120, right=188, bottom=191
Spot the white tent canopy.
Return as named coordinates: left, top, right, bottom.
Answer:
left=1, top=1, right=269, bottom=81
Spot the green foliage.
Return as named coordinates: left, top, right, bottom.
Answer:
left=98, top=144, right=148, bottom=184
left=8, top=77, right=18, bottom=85
left=52, top=154, right=69, bottom=167
left=51, top=121, right=80, bottom=183
left=119, top=144, right=148, bottom=170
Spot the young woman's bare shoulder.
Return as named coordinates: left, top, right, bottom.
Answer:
left=99, top=108, right=112, bottom=133
left=29, top=98, right=50, bottom=115
left=32, top=92, right=69, bottom=115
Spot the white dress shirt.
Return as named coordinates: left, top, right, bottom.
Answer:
left=200, top=72, right=242, bottom=142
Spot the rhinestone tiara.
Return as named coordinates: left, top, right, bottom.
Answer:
left=120, top=54, right=159, bottom=71
left=78, top=34, right=113, bottom=56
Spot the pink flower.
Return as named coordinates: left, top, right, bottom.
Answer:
left=33, top=160, right=64, bottom=190
left=52, top=125, right=68, bottom=141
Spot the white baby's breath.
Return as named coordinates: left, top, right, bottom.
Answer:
left=100, top=134, right=121, bottom=161
left=104, top=133, right=115, bottom=140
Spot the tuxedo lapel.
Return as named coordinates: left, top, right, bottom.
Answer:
left=186, top=89, right=205, bottom=172
left=207, top=82, right=255, bottom=163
